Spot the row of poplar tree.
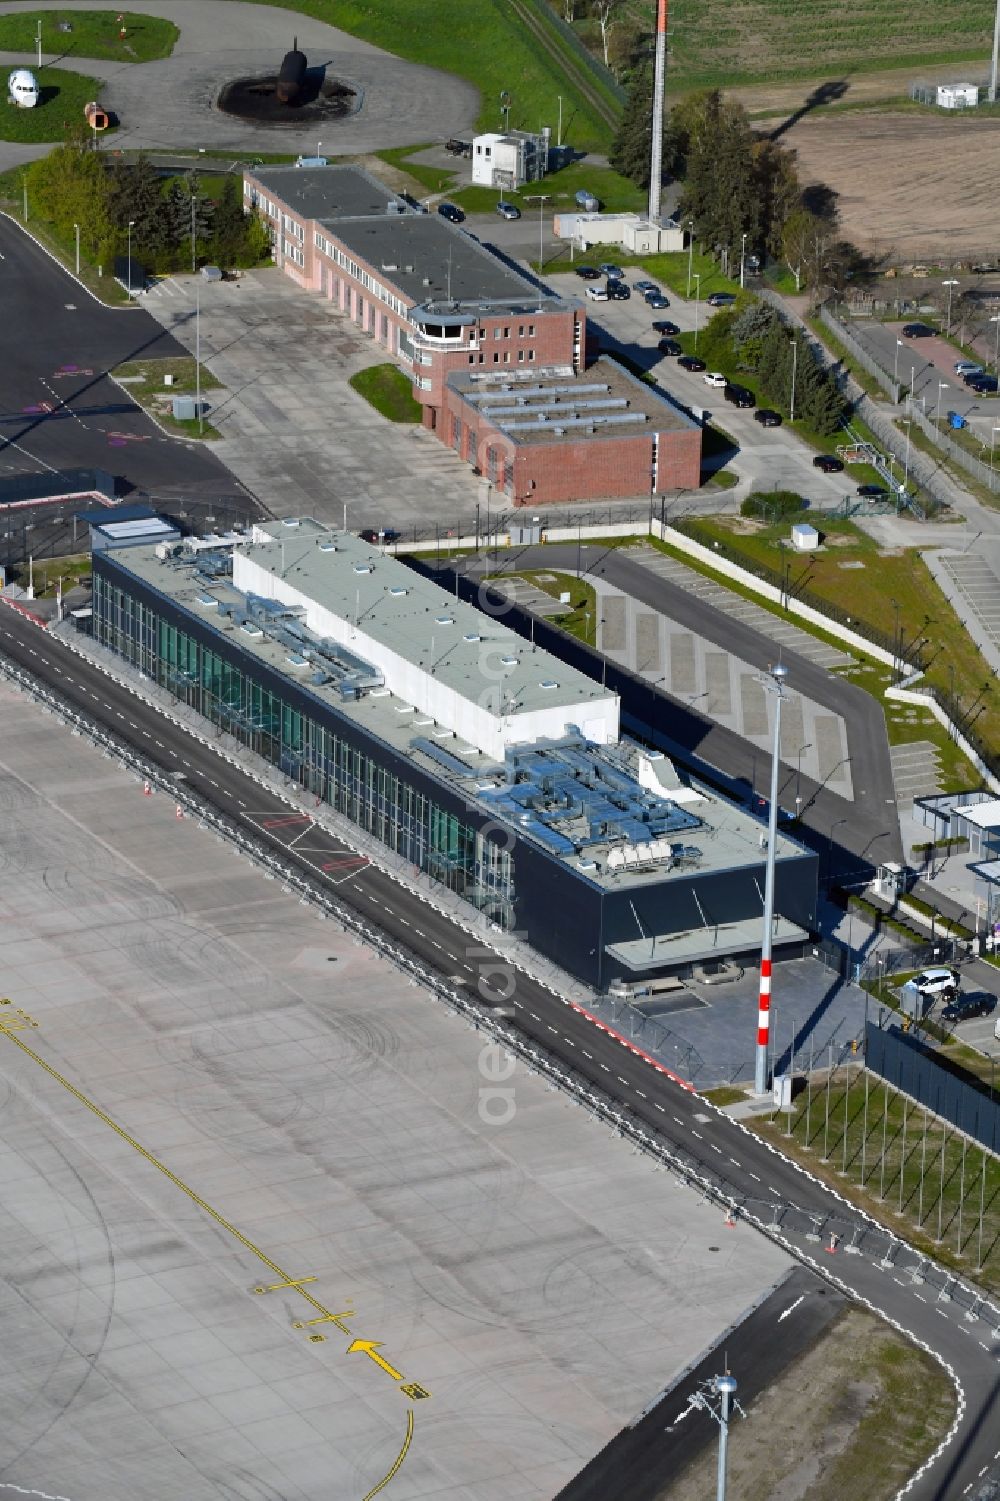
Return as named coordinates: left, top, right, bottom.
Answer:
left=24, top=132, right=270, bottom=274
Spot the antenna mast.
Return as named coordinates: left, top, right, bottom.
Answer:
left=648, top=0, right=668, bottom=224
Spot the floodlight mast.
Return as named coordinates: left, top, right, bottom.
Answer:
left=681, top=1372, right=744, bottom=1501
left=754, top=662, right=789, bottom=1096
left=647, top=0, right=668, bottom=224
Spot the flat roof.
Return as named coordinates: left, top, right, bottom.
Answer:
left=100, top=539, right=806, bottom=893
left=955, top=799, right=1000, bottom=831
left=248, top=163, right=402, bottom=221
left=328, top=214, right=562, bottom=312
left=244, top=521, right=606, bottom=718
left=448, top=356, right=700, bottom=446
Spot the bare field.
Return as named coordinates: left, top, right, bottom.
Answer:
left=659, top=1309, right=955, bottom=1501
left=771, top=111, right=1000, bottom=260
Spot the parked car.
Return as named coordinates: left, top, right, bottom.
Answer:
left=359, top=527, right=401, bottom=545
left=586, top=284, right=609, bottom=302
left=678, top=355, right=706, bottom=372
left=646, top=294, right=670, bottom=310
left=913, top=966, right=960, bottom=999
left=599, top=262, right=624, bottom=279
left=606, top=281, right=631, bottom=301
left=969, top=375, right=1000, bottom=393
left=652, top=320, right=680, bottom=335
left=437, top=202, right=465, bottom=223
left=574, top=189, right=599, bottom=212
left=955, top=360, right=983, bottom=376
left=725, top=383, right=755, bottom=408
left=703, top=371, right=728, bottom=388
left=857, top=483, right=887, bottom=498
left=813, top=454, right=844, bottom=473
left=754, top=408, right=782, bottom=426
left=707, top=292, right=737, bottom=307
left=575, top=265, right=600, bottom=280
left=496, top=201, right=520, bottom=220
left=941, top=992, right=992, bottom=1022
left=634, top=280, right=658, bottom=293
left=658, top=338, right=683, bottom=356
left=901, top=321, right=935, bottom=337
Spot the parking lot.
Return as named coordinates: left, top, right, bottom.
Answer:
left=540, top=268, right=859, bottom=506
left=848, top=318, right=1000, bottom=444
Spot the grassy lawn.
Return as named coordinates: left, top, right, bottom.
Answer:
left=0, top=10, right=179, bottom=62
left=683, top=515, right=993, bottom=771
left=663, top=0, right=993, bottom=89
left=0, top=66, right=106, bottom=142
left=445, top=162, right=644, bottom=218
left=112, top=356, right=222, bottom=440
left=754, top=1065, right=1000, bottom=1290
left=375, top=144, right=455, bottom=196
left=348, top=363, right=422, bottom=422
left=665, top=1305, right=954, bottom=1501
left=511, top=570, right=600, bottom=645
left=24, top=554, right=92, bottom=599
left=224, top=0, right=615, bottom=151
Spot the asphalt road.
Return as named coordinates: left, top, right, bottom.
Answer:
left=441, top=544, right=901, bottom=882
left=1, top=603, right=998, bottom=1501
left=0, top=217, right=254, bottom=523
left=557, top=1266, right=847, bottom=1501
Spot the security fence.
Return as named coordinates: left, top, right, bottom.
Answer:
left=866, top=1018, right=1000, bottom=1156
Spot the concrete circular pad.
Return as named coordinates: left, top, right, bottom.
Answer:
left=0, top=0, right=479, bottom=167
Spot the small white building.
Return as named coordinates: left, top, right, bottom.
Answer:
left=553, top=210, right=685, bottom=255
left=471, top=129, right=549, bottom=190
left=937, top=83, right=979, bottom=110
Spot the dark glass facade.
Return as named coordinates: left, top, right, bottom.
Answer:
left=92, top=563, right=514, bottom=920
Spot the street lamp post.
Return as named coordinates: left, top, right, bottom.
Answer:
left=524, top=194, right=550, bottom=271
left=795, top=741, right=812, bottom=812
left=693, top=273, right=701, bottom=350
left=126, top=219, right=135, bottom=297
left=35, top=19, right=41, bottom=67
left=686, top=220, right=694, bottom=297
left=195, top=277, right=203, bottom=436
left=557, top=94, right=563, bottom=147
left=740, top=231, right=747, bottom=290
left=317, top=138, right=322, bottom=160
left=992, top=313, right=1000, bottom=373
left=902, top=418, right=912, bottom=503
left=991, top=424, right=1000, bottom=478
left=73, top=222, right=80, bottom=277
left=893, top=337, right=903, bottom=394
left=754, top=663, right=789, bottom=1096
left=935, top=380, right=948, bottom=428
left=789, top=336, right=799, bottom=423
left=943, top=278, right=959, bottom=335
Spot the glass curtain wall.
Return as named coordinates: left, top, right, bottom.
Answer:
left=92, top=572, right=514, bottom=918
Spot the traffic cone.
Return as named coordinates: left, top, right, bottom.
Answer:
left=724, top=1205, right=737, bottom=1228
left=143, top=780, right=151, bottom=796
left=826, top=1232, right=839, bottom=1254
left=175, top=805, right=183, bottom=819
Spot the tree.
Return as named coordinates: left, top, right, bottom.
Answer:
left=25, top=132, right=110, bottom=254
left=210, top=176, right=249, bottom=266
left=107, top=154, right=168, bottom=257
left=730, top=301, right=778, bottom=372
left=795, top=340, right=847, bottom=434
left=680, top=92, right=762, bottom=258
left=589, top=0, right=623, bottom=67
left=752, top=138, right=801, bottom=259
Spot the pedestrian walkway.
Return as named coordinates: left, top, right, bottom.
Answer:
left=631, top=546, right=852, bottom=670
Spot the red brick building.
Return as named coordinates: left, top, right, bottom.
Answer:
left=244, top=164, right=701, bottom=503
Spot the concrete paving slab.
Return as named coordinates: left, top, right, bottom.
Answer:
left=0, top=681, right=790, bottom=1500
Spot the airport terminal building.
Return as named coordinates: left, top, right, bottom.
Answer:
left=91, top=520, right=817, bottom=989
left=242, top=164, right=703, bottom=504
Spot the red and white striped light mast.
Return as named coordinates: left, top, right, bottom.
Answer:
left=754, top=663, right=788, bottom=1095
left=647, top=0, right=668, bottom=223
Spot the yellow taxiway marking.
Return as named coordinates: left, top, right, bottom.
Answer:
left=0, top=1023, right=425, bottom=1498
left=293, top=1307, right=355, bottom=1331
left=348, top=1339, right=403, bottom=1382
left=254, top=1275, right=317, bottom=1295
left=362, top=1410, right=414, bottom=1501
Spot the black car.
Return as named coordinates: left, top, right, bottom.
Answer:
left=652, top=320, right=680, bottom=335
left=437, top=202, right=465, bottom=223
left=678, top=355, right=706, bottom=373
left=754, top=408, right=782, bottom=427
left=607, top=281, right=631, bottom=301
left=941, top=992, right=992, bottom=1022
left=813, top=454, right=844, bottom=473
left=724, top=383, right=755, bottom=408
left=969, top=375, right=1000, bottom=393
left=901, top=322, right=935, bottom=337
left=707, top=292, right=737, bottom=307
left=857, top=483, right=887, bottom=498
left=359, top=527, right=401, bottom=545
left=658, top=338, right=682, bottom=356
left=575, top=265, right=601, bottom=280
left=646, top=294, right=670, bottom=310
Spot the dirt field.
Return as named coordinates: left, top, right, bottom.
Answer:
left=659, top=1308, right=955, bottom=1501
left=762, top=111, right=1000, bottom=262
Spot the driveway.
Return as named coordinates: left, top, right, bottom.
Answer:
left=0, top=0, right=479, bottom=171
left=851, top=317, right=1000, bottom=443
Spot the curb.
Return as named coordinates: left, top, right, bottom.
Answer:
left=1, top=210, right=137, bottom=311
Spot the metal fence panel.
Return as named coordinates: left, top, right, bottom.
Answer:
left=865, top=1018, right=1000, bottom=1154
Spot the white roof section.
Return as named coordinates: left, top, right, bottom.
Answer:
left=99, top=518, right=178, bottom=541
left=955, top=799, right=1000, bottom=831
left=239, top=521, right=618, bottom=759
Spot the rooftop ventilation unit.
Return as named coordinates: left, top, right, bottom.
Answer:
left=281, top=518, right=301, bottom=528
left=501, top=655, right=518, bottom=667
left=354, top=564, right=372, bottom=574
left=435, top=615, right=454, bottom=625
left=318, top=541, right=337, bottom=552
left=390, top=586, right=408, bottom=596
left=463, top=632, right=481, bottom=642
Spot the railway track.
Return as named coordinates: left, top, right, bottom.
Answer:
left=508, top=0, right=622, bottom=135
